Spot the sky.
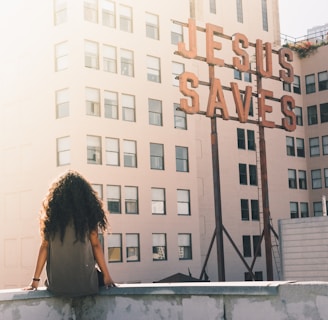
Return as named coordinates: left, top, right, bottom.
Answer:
left=279, top=0, right=328, bottom=38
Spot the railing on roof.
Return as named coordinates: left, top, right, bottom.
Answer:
left=281, top=25, right=328, bottom=45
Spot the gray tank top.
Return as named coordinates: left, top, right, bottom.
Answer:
left=46, top=224, right=98, bottom=297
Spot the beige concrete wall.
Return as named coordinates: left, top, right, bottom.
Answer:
left=1, top=282, right=328, bottom=320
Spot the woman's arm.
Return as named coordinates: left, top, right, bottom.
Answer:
left=89, top=230, right=115, bottom=287
left=24, top=239, right=49, bottom=290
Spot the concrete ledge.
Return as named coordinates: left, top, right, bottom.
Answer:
left=1, top=281, right=328, bottom=320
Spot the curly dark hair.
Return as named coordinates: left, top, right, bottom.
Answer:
left=40, top=170, right=108, bottom=242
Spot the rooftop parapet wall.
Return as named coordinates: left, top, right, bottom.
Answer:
left=1, top=282, right=328, bottom=320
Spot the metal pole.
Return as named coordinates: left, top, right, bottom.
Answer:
left=257, top=74, right=274, bottom=281
left=210, top=116, right=226, bottom=281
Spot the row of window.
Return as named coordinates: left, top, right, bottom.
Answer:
left=209, top=0, right=269, bottom=32
left=305, top=71, right=328, bottom=94
left=287, top=135, right=328, bottom=157
left=288, top=168, right=328, bottom=190
left=56, top=89, right=187, bottom=129
left=107, top=233, right=192, bottom=263
left=92, top=184, right=191, bottom=216
left=239, top=164, right=258, bottom=186
left=55, top=0, right=184, bottom=45
left=240, top=199, right=259, bottom=221
left=55, top=40, right=185, bottom=84
left=57, top=136, right=189, bottom=172
left=283, top=75, right=301, bottom=94
left=307, top=104, right=328, bottom=125
left=289, top=201, right=328, bottom=218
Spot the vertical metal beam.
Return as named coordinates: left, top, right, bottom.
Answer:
left=257, top=74, right=274, bottom=281
left=209, top=65, right=225, bottom=281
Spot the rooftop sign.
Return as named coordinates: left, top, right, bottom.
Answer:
left=176, top=19, right=296, bottom=132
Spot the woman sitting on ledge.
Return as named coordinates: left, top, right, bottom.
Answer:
left=24, top=170, right=115, bottom=297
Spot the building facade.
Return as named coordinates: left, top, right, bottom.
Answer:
left=0, top=0, right=327, bottom=288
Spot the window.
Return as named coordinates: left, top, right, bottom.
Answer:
left=261, top=0, right=268, bottom=31
left=84, top=40, right=99, bottom=69
left=237, top=128, right=245, bottom=149
left=92, top=184, right=103, bottom=199
left=309, top=137, right=320, bottom=157
left=288, top=169, right=297, bottom=189
left=311, top=169, right=322, bottom=189
left=146, top=13, right=159, bottom=40
left=236, top=0, right=243, bottom=23
left=323, top=136, right=328, bottom=155
left=126, top=234, right=140, bottom=262
left=54, top=0, right=67, bottom=25
left=313, top=202, right=323, bottom=217
left=151, top=188, right=165, bottom=215
left=318, top=71, right=328, bottom=91
left=324, top=168, right=328, bottom=187
left=290, top=202, right=299, bottom=219
left=249, top=165, right=257, bottom=186
left=176, top=146, right=189, bottom=172
left=300, top=202, right=309, bottom=218
left=119, top=5, right=132, bottom=32
left=57, top=136, right=70, bottom=166
left=125, top=186, right=138, bottom=214
left=120, top=49, right=134, bottom=77
left=293, top=75, right=301, bottom=94
left=209, top=0, right=216, bottom=13
left=55, top=42, right=68, bottom=71
left=283, top=81, right=291, bottom=92
left=87, top=135, right=102, bottom=164
left=171, top=23, right=183, bottom=45
left=307, top=105, right=318, bottom=125
left=178, top=234, right=192, bottom=260
left=240, top=199, right=249, bottom=220
left=147, top=56, right=161, bottom=83
left=122, top=94, right=135, bottom=122
left=85, top=87, right=100, bottom=116
left=251, top=200, right=259, bottom=221
left=152, top=233, right=167, bottom=260
left=104, top=90, right=118, bottom=119
left=102, top=0, right=116, bottom=28
left=107, top=185, right=121, bottom=213
left=56, top=88, right=69, bottom=118
left=108, top=234, right=122, bottom=262
left=286, top=136, right=295, bottom=156
left=105, top=137, right=119, bottom=166
left=245, top=271, right=263, bottom=281
left=294, top=107, right=303, bottom=126
left=244, top=72, right=252, bottom=82
left=296, top=138, right=305, bottom=157
left=149, top=99, right=162, bottom=126
left=298, top=170, right=307, bottom=189
left=172, top=62, right=184, bottom=86
left=103, top=44, right=117, bottom=73
left=150, top=143, right=164, bottom=170
left=177, top=189, right=190, bottom=215
left=305, top=74, right=315, bottom=94
left=253, top=235, right=261, bottom=257
left=242, top=130, right=255, bottom=150
left=234, top=69, right=242, bottom=80
left=242, top=235, right=251, bottom=257
left=174, top=103, right=187, bottom=130
left=320, top=103, right=328, bottom=123
left=123, top=139, right=137, bottom=167
left=239, top=164, right=247, bottom=185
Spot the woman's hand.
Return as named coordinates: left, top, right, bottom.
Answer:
left=103, top=274, right=116, bottom=288
left=23, top=279, right=40, bottom=291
